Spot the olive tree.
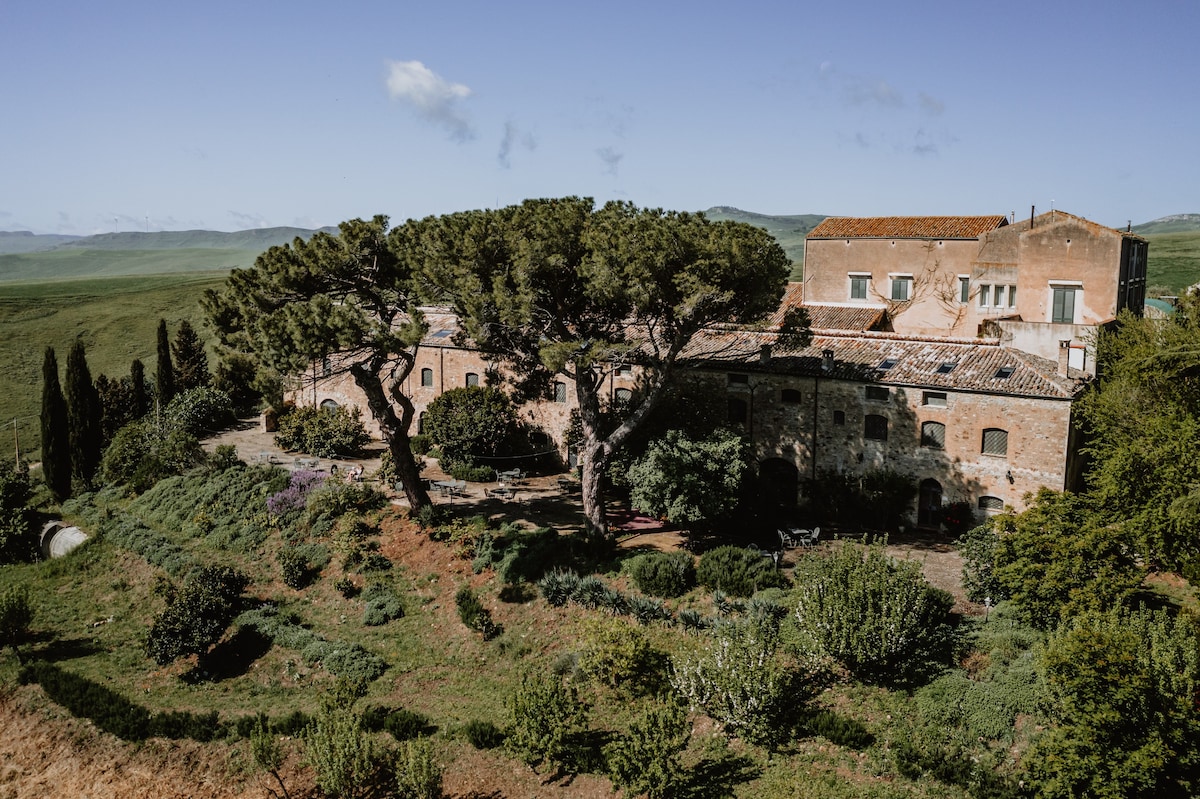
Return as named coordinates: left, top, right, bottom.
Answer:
left=409, top=197, right=806, bottom=535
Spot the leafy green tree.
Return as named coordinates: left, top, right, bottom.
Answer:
left=0, top=463, right=37, bottom=563
left=95, top=373, right=138, bottom=446
left=789, top=540, right=954, bottom=685
left=211, top=350, right=262, bottom=414
left=604, top=699, right=690, bottom=799
left=957, top=522, right=1006, bottom=604
left=164, top=386, right=234, bottom=437
left=156, top=318, right=176, bottom=406
left=65, top=340, right=103, bottom=487
left=171, top=319, right=211, bottom=392
left=505, top=669, right=589, bottom=775
left=204, top=216, right=431, bottom=509
left=410, top=197, right=807, bottom=535
left=145, top=565, right=249, bottom=666
left=304, top=702, right=388, bottom=799
left=422, top=386, right=517, bottom=471
left=39, top=346, right=71, bottom=501
left=992, top=488, right=1143, bottom=631
left=0, top=584, right=33, bottom=664
left=626, top=427, right=750, bottom=525
left=1027, top=607, right=1200, bottom=798
left=394, top=736, right=443, bottom=799
left=1075, top=300, right=1200, bottom=568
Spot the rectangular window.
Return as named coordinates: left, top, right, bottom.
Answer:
left=993, top=285, right=1005, bottom=306
left=865, top=385, right=890, bottom=402
left=1052, top=287, right=1077, bottom=323
left=728, top=373, right=749, bottom=385
left=922, top=391, right=947, bottom=407
left=1008, top=285, right=1017, bottom=307
left=978, top=283, right=990, bottom=307
left=921, top=421, right=946, bottom=449
left=849, top=274, right=869, bottom=300
left=890, top=276, right=912, bottom=301
left=833, top=410, right=846, bottom=426
left=420, top=368, right=433, bottom=387
left=553, top=381, right=567, bottom=403
left=465, top=372, right=479, bottom=387
left=959, top=276, right=970, bottom=304
left=864, top=414, right=889, bottom=441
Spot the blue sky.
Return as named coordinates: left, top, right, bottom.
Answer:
left=2, top=0, right=1196, bottom=235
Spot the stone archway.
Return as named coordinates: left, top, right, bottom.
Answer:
left=320, top=399, right=340, bottom=411
left=759, top=458, right=799, bottom=518
left=918, top=478, right=943, bottom=527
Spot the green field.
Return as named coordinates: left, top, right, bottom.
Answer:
left=0, top=272, right=227, bottom=460
left=1144, top=231, right=1200, bottom=293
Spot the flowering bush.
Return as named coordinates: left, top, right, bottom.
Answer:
left=266, top=470, right=327, bottom=517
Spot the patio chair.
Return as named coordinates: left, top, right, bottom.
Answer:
left=799, top=527, right=821, bottom=547
left=778, top=528, right=799, bottom=549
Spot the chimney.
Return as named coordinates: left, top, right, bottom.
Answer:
left=759, top=343, right=772, bottom=364
left=1030, top=205, right=1036, bottom=229
left=821, top=349, right=835, bottom=373
left=1057, top=340, right=1071, bottom=376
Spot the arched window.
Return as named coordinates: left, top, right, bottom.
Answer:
left=420, top=368, right=433, bottom=387
left=465, top=372, right=479, bottom=387
left=864, top=414, right=888, bottom=441
left=781, top=388, right=802, bottom=404
left=553, top=381, right=567, bottom=403
left=320, top=399, right=339, bottom=411
left=418, top=411, right=426, bottom=434
left=982, top=428, right=1009, bottom=457
left=921, top=421, right=946, bottom=449
left=978, top=496, right=1004, bottom=512
left=614, top=387, right=632, bottom=402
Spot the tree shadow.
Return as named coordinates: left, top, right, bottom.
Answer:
left=186, top=625, right=273, bottom=683
left=34, top=633, right=103, bottom=663
left=676, top=751, right=762, bottom=799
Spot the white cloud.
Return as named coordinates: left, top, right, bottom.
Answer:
left=386, top=59, right=475, bottom=142
left=228, top=211, right=269, bottom=229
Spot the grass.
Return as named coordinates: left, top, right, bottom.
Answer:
left=1145, top=231, right=1200, bottom=294
left=0, top=271, right=226, bottom=459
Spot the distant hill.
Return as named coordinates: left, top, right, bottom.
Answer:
left=703, top=207, right=826, bottom=274
left=0, top=230, right=83, bottom=254
left=0, top=226, right=337, bottom=282
left=1134, top=214, right=1200, bottom=235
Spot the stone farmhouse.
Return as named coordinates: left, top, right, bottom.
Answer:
left=294, top=209, right=1144, bottom=527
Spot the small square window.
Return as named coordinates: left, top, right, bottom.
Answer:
left=982, top=428, right=1009, bottom=457
left=877, top=359, right=897, bottom=371
left=936, top=362, right=956, bottom=374
left=781, top=388, right=803, bottom=403
left=617, top=365, right=633, bottom=377
left=923, top=391, right=947, bottom=407
left=994, top=366, right=1015, bottom=379
left=921, top=421, right=946, bottom=449
left=728, top=373, right=749, bottom=385
left=864, top=414, right=888, bottom=441
left=833, top=410, right=846, bottom=425
left=891, top=276, right=912, bottom=301
left=465, top=372, right=479, bottom=387
left=865, top=385, right=890, bottom=402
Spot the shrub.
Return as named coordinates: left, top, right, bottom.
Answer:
left=275, top=404, right=370, bottom=458
left=0, top=464, right=37, bottom=563
left=395, top=736, right=443, bottom=799
left=446, top=462, right=496, bottom=483
left=624, top=550, right=696, bottom=598
left=628, top=595, right=672, bottom=626
left=279, top=547, right=314, bottom=589
left=455, top=585, right=499, bottom=640
left=362, top=705, right=432, bottom=740
left=626, top=427, right=751, bottom=524
left=505, top=670, right=589, bottom=774
left=0, top=584, right=33, bottom=663
left=423, top=386, right=518, bottom=469
left=409, top=434, right=433, bottom=455
left=100, top=418, right=205, bottom=492
left=604, top=700, right=690, bottom=799
left=577, top=616, right=666, bottom=693
left=804, top=710, right=874, bottom=749
left=957, top=522, right=1006, bottom=604
left=266, top=469, right=328, bottom=518
left=145, top=566, right=250, bottom=666
left=696, top=545, right=786, bottom=598
left=335, top=576, right=358, bottom=598
left=165, top=386, right=234, bottom=437
left=236, top=605, right=387, bottom=683
left=362, top=582, right=405, bottom=626
left=463, top=720, right=505, bottom=749
left=538, top=570, right=579, bottom=607
left=670, top=615, right=814, bottom=748
left=789, top=541, right=954, bottom=685
left=305, top=705, right=390, bottom=799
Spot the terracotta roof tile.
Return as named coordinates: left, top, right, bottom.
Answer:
left=808, top=215, right=1009, bottom=240
left=681, top=328, right=1086, bottom=400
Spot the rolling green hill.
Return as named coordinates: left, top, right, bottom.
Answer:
left=0, top=273, right=226, bottom=459
left=1133, top=214, right=1200, bottom=235
left=703, top=207, right=825, bottom=278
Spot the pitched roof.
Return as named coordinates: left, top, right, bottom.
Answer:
left=767, top=282, right=889, bottom=331
left=681, top=328, right=1087, bottom=400
left=808, top=215, right=1009, bottom=240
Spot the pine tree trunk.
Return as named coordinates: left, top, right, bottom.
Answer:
left=349, top=362, right=431, bottom=510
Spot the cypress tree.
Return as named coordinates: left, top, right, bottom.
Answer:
left=66, top=340, right=103, bottom=486
left=40, top=347, right=71, bottom=501
left=130, top=358, right=148, bottom=418
left=156, top=319, right=176, bottom=407
left=171, top=320, right=210, bottom=392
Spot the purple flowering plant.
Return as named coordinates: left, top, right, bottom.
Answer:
left=266, top=470, right=328, bottom=517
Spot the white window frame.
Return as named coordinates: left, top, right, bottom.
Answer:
left=849, top=272, right=871, bottom=301
left=958, top=275, right=970, bottom=304
left=1050, top=281, right=1082, bottom=324
left=889, top=273, right=913, bottom=302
